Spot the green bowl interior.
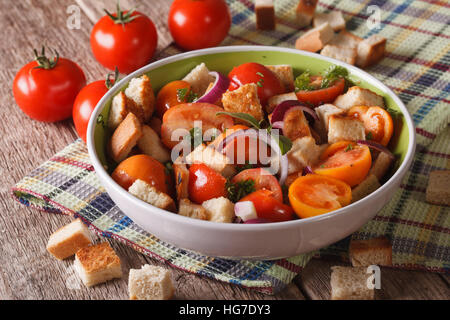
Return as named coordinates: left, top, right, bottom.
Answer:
left=94, top=50, right=409, bottom=175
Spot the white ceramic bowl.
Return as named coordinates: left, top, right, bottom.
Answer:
left=87, top=46, right=416, bottom=260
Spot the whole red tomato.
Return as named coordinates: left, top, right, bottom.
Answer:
left=188, top=163, right=227, bottom=204
left=13, top=48, right=86, bottom=122
left=168, top=0, right=231, bottom=51
left=228, top=63, right=285, bottom=105
left=90, top=6, right=157, bottom=74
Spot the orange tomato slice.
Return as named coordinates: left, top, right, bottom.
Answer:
left=314, top=141, right=372, bottom=187
left=288, top=174, right=352, bottom=218
left=348, top=106, right=394, bottom=146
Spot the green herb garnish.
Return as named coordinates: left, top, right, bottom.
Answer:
left=344, top=144, right=354, bottom=152
left=177, top=88, right=198, bottom=103
left=216, top=112, right=262, bottom=129
left=96, top=114, right=107, bottom=128
left=294, top=70, right=314, bottom=91
left=164, top=162, right=173, bottom=176
left=366, top=132, right=373, bottom=140
left=226, top=179, right=256, bottom=202
left=187, top=127, right=203, bottom=148
left=277, top=135, right=293, bottom=155
left=256, top=72, right=264, bottom=77
left=236, top=162, right=255, bottom=173
left=320, top=65, right=348, bottom=89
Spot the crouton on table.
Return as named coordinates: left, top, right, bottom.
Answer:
left=426, top=170, right=450, bottom=206
left=313, top=11, right=345, bottom=31
left=255, top=0, right=275, bottom=30
left=109, top=112, right=143, bottom=163
left=296, top=0, right=318, bottom=28
left=349, top=236, right=392, bottom=267
left=295, top=22, right=334, bottom=52
left=320, top=45, right=357, bottom=65
left=222, top=83, right=264, bottom=122
left=329, top=29, right=362, bottom=48
left=334, top=86, right=385, bottom=110
left=356, top=35, right=386, bottom=68
left=128, top=264, right=174, bottom=300
left=330, top=266, right=374, bottom=300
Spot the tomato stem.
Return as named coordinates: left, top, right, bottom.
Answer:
left=104, top=1, right=139, bottom=26
left=33, top=46, right=59, bottom=70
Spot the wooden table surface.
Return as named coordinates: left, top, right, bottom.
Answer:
left=0, top=0, right=448, bottom=300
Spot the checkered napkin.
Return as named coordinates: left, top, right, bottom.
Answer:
left=12, top=0, right=450, bottom=294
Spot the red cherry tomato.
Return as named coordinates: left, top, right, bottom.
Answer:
left=228, top=63, right=285, bottom=105
left=90, top=8, right=157, bottom=74
left=13, top=49, right=86, bottom=122
left=155, top=80, right=193, bottom=118
left=188, top=163, right=227, bottom=204
left=240, top=189, right=294, bottom=222
left=168, top=0, right=231, bottom=51
left=296, top=77, right=345, bottom=106
left=232, top=168, right=283, bottom=203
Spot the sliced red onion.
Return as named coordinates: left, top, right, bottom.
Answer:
left=271, top=121, right=284, bottom=130
left=234, top=201, right=258, bottom=222
left=195, top=71, right=229, bottom=104
left=244, top=218, right=272, bottom=224
left=302, top=166, right=313, bottom=175
left=271, top=100, right=318, bottom=124
left=356, top=140, right=395, bottom=160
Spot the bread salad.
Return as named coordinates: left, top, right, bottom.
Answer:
left=105, top=62, right=396, bottom=224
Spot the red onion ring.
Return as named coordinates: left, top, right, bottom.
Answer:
left=244, top=218, right=271, bottom=224
left=195, top=71, right=230, bottom=104
left=271, top=121, right=284, bottom=130
left=271, top=100, right=318, bottom=124
left=356, top=140, right=395, bottom=160
left=302, top=166, right=313, bottom=175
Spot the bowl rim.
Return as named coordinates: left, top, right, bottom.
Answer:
left=87, top=45, right=416, bottom=232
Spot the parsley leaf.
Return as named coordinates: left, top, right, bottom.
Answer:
left=226, top=179, right=256, bottom=202
left=177, top=88, right=198, bottom=103
left=344, top=144, right=354, bottom=152
left=320, top=65, right=348, bottom=89
left=294, top=70, right=314, bottom=91
left=366, top=132, right=373, bottom=140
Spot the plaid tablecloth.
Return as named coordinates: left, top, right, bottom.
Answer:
left=12, top=0, right=450, bottom=294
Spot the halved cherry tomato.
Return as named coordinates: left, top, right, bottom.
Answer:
left=188, top=163, right=227, bottom=204
left=348, top=106, right=394, bottom=146
left=112, top=154, right=172, bottom=194
left=314, top=141, right=372, bottom=187
left=288, top=174, right=351, bottom=218
left=232, top=168, right=283, bottom=203
left=240, top=189, right=294, bottom=222
left=296, top=78, right=345, bottom=106
left=228, top=63, right=285, bottom=105
left=161, top=103, right=234, bottom=148
left=155, top=80, right=193, bottom=118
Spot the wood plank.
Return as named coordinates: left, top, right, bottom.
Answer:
left=295, top=258, right=450, bottom=300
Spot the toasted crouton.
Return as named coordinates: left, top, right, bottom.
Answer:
left=287, top=136, right=321, bottom=174
left=320, top=45, right=357, bottom=65
left=334, top=86, right=385, bottom=110
left=265, top=65, right=295, bottom=91
left=329, top=29, right=362, bottom=48
left=351, top=174, right=381, bottom=203
left=109, top=112, right=143, bottom=163
left=129, top=179, right=176, bottom=212
left=330, top=266, right=374, bottom=300
left=349, top=236, right=392, bottom=267
left=255, top=0, right=275, bottom=30
left=74, top=242, right=122, bottom=287
left=356, top=35, right=386, bottom=68
left=369, top=152, right=393, bottom=180
left=266, top=92, right=298, bottom=114
left=296, top=0, right=318, bottom=28
left=125, top=75, right=155, bottom=122
left=178, top=199, right=208, bottom=220
left=314, top=104, right=345, bottom=140
left=137, top=125, right=170, bottom=163
left=128, top=264, right=174, bottom=300
left=108, top=91, right=128, bottom=129
left=283, top=107, right=312, bottom=141
left=183, top=63, right=215, bottom=96
left=426, top=170, right=450, bottom=206
left=295, top=22, right=334, bottom=52
left=328, top=115, right=365, bottom=143
left=173, top=162, right=189, bottom=202
left=313, top=11, right=346, bottom=31
left=185, top=144, right=236, bottom=178
left=202, top=197, right=235, bottom=223
left=46, top=218, right=93, bottom=260
left=148, top=117, right=162, bottom=136
left=222, top=83, right=264, bottom=122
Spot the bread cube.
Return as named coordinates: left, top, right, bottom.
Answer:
left=125, top=74, right=155, bottom=122
left=46, top=218, right=93, bottom=260
left=369, top=152, right=393, bottom=180
left=356, top=35, right=386, bottom=68
left=266, top=92, right=297, bottom=114
left=295, top=22, right=334, bottom=52
left=255, top=0, right=275, bottom=30
left=328, top=116, right=365, bottom=143
left=329, top=29, right=362, bottom=49
left=283, top=106, right=312, bottom=141
left=330, top=266, right=374, bottom=300
left=128, top=264, right=174, bottom=300
left=222, top=83, right=264, bottom=122
left=202, top=197, right=235, bottom=223
left=314, top=104, right=345, bottom=140
left=296, top=0, right=318, bottom=28
left=426, top=170, right=450, bottom=206
left=185, top=144, right=236, bottom=178
left=313, top=11, right=345, bottom=31
left=108, top=91, right=128, bottom=130
left=320, top=45, right=357, bottom=65
left=183, top=63, right=215, bottom=96
left=265, top=65, right=295, bottom=91
left=178, top=199, right=208, bottom=220
left=109, top=112, right=143, bottom=163
left=137, top=125, right=170, bottom=163
left=351, top=174, right=381, bottom=203
left=287, top=136, right=321, bottom=174
left=129, top=179, right=176, bottom=212
left=74, top=242, right=122, bottom=287
left=334, top=86, right=385, bottom=110
left=349, top=236, right=392, bottom=267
